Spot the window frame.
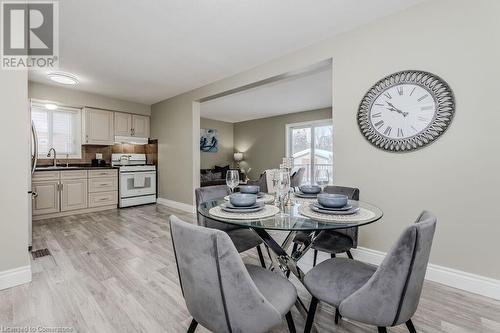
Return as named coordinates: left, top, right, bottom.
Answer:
left=285, top=118, right=333, bottom=184
left=31, top=101, right=83, bottom=159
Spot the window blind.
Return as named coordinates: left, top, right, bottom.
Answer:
left=31, top=103, right=82, bottom=158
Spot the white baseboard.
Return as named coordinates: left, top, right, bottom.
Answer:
left=0, top=265, right=32, bottom=290
left=351, top=247, right=500, bottom=301
left=156, top=197, right=195, bottom=214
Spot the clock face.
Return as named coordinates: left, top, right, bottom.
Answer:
left=357, top=70, right=455, bottom=152
left=369, top=84, right=436, bottom=140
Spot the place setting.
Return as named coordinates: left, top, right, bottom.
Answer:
left=223, top=185, right=275, bottom=204
left=211, top=189, right=279, bottom=220
left=298, top=192, right=376, bottom=222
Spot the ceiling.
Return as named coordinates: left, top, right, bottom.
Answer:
left=29, top=0, right=426, bottom=105
left=201, top=65, right=332, bottom=123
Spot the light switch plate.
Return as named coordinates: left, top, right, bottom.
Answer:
left=96, top=153, right=103, bottom=159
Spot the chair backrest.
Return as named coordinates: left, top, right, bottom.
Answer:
left=170, top=216, right=281, bottom=333
left=339, top=211, right=437, bottom=327
left=324, top=185, right=360, bottom=200
left=324, top=185, right=360, bottom=246
left=290, top=167, right=305, bottom=187
left=195, top=185, right=233, bottom=230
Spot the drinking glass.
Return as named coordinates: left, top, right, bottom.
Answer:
left=315, top=168, right=329, bottom=192
left=226, top=170, right=240, bottom=194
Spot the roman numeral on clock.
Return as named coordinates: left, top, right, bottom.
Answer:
left=371, top=112, right=382, bottom=118
left=384, top=126, right=392, bottom=136
left=421, top=105, right=434, bottom=111
left=417, top=94, right=429, bottom=102
left=418, top=116, right=429, bottom=122
left=384, top=92, right=392, bottom=99
left=397, top=86, right=404, bottom=95
left=374, top=120, right=384, bottom=129
left=397, top=128, right=404, bottom=137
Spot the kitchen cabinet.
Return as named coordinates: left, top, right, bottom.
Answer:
left=132, top=114, right=150, bottom=138
left=60, top=179, right=88, bottom=212
left=114, top=112, right=132, bottom=136
left=113, top=112, right=150, bottom=138
left=32, top=181, right=60, bottom=216
left=82, top=107, right=114, bottom=145
left=32, top=169, right=118, bottom=220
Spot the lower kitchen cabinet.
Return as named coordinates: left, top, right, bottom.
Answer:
left=32, top=169, right=118, bottom=220
left=61, top=179, right=88, bottom=212
left=32, top=180, right=60, bottom=216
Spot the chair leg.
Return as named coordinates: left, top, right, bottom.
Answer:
left=313, top=250, right=318, bottom=267
left=256, top=245, right=266, bottom=268
left=377, top=327, right=387, bottom=333
left=187, top=319, right=198, bottom=333
left=285, top=311, right=296, bottom=333
left=406, top=319, right=417, bottom=333
left=334, top=308, right=341, bottom=324
left=304, top=297, right=319, bottom=333
left=346, top=250, right=353, bottom=259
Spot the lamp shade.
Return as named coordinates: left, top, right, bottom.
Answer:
left=233, top=152, right=244, bottom=162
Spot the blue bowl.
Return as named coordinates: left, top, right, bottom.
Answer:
left=317, top=193, right=348, bottom=208
left=299, top=185, right=321, bottom=194
left=239, top=185, right=260, bottom=194
left=229, top=193, right=257, bottom=207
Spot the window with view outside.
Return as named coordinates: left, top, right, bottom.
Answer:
left=288, top=120, right=333, bottom=185
left=31, top=103, right=82, bottom=159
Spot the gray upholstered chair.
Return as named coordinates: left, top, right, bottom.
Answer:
left=195, top=185, right=266, bottom=267
left=247, top=171, right=268, bottom=193
left=303, top=211, right=437, bottom=333
left=290, top=166, right=305, bottom=188
left=292, top=185, right=360, bottom=265
left=170, top=215, right=298, bottom=333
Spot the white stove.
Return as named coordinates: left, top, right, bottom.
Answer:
left=112, top=154, right=157, bottom=208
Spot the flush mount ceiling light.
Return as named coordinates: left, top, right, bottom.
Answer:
left=44, top=103, right=58, bottom=110
left=47, top=72, right=79, bottom=85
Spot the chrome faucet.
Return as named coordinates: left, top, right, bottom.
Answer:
left=47, top=148, right=57, bottom=167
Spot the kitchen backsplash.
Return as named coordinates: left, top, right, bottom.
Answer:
left=37, top=140, right=158, bottom=166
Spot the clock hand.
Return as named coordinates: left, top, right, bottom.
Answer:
left=386, top=102, right=409, bottom=117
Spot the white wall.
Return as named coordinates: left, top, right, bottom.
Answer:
left=152, top=0, right=500, bottom=280
left=0, top=71, right=31, bottom=289
left=29, top=81, right=151, bottom=115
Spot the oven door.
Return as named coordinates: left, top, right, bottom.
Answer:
left=120, top=171, right=156, bottom=198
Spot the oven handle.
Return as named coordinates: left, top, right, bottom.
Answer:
left=120, top=172, right=156, bottom=176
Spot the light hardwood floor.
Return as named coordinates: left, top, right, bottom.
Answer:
left=1, top=204, right=499, bottom=333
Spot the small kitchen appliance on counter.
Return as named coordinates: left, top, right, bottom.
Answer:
left=111, top=153, right=157, bottom=208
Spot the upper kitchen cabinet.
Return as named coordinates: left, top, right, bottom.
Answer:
left=82, top=107, right=114, bottom=145
left=114, top=112, right=133, bottom=136
left=114, top=112, right=150, bottom=138
left=132, top=114, right=150, bottom=138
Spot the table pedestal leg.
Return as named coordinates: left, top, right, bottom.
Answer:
left=253, top=228, right=305, bottom=280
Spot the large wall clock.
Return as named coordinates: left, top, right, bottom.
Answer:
left=357, top=70, right=455, bottom=152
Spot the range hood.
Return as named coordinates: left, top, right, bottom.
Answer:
left=114, top=136, right=149, bottom=145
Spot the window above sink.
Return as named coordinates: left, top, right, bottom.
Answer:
left=31, top=101, right=82, bottom=159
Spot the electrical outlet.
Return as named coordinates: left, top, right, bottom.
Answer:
left=96, top=153, right=103, bottom=159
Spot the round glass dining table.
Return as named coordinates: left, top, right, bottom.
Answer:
left=198, top=199, right=383, bottom=282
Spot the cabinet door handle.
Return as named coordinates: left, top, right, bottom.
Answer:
left=32, top=191, right=38, bottom=198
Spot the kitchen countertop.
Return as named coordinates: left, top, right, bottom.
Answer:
left=34, top=165, right=119, bottom=171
